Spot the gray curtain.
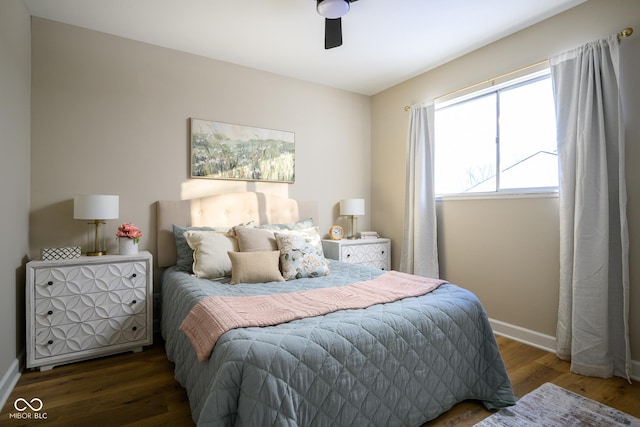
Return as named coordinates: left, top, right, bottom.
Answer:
left=550, top=35, right=631, bottom=380
left=400, top=104, right=439, bottom=278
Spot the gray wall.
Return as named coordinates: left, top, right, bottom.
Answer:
left=371, top=0, right=640, bottom=362
left=0, top=0, right=31, bottom=401
left=29, top=17, right=372, bottom=272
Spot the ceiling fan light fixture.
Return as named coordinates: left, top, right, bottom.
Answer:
left=317, top=0, right=350, bottom=19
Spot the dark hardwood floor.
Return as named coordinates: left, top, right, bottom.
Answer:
left=1, top=335, right=639, bottom=426
left=0, top=340, right=193, bottom=427
left=425, top=336, right=640, bottom=426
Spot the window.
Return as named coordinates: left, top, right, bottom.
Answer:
left=434, top=70, right=558, bottom=197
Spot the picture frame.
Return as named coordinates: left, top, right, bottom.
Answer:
left=190, top=118, right=295, bottom=183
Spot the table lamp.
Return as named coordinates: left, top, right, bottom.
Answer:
left=74, top=194, right=119, bottom=256
left=340, top=198, right=365, bottom=239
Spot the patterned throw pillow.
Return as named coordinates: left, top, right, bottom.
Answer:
left=274, top=227, right=329, bottom=280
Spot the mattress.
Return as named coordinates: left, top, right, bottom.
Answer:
left=161, top=260, right=516, bottom=426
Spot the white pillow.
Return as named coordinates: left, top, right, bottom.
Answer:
left=184, top=230, right=238, bottom=279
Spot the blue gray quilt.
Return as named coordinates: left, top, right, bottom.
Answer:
left=161, top=261, right=516, bottom=426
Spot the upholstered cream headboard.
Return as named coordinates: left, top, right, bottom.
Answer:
left=156, top=192, right=317, bottom=267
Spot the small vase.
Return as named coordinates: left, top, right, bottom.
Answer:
left=119, top=238, right=139, bottom=255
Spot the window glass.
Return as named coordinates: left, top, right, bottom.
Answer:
left=434, top=72, right=558, bottom=196
left=435, top=94, right=497, bottom=194
left=499, top=77, right=558, bottom=190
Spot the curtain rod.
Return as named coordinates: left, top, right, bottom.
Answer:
left=404, top=26, right=634, bottom=112
left=403, top=59, right=547, bottom=112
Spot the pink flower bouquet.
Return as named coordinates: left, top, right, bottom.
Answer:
left=116, top=223, right=143, bottom=243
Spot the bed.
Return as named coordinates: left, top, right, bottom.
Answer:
left=157, top=192, right=516, bottom=426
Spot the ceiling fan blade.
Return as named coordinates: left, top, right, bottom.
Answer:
left=325, top=18, right=343, bottom=49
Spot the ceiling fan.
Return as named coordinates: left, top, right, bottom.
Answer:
left=316, top=0, right=359, bottom=49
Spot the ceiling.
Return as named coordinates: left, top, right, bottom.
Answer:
left=23, top=0, right=587, bottom=96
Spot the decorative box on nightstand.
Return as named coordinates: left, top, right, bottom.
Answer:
left=26, top=251, right=153, bottom=371
left=322, top=238, right=391, bottom=270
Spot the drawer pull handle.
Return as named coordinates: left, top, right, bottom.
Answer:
left=47, top=340, right=53, bottom=345
left=47, top=310, right=53, bottom=315
left=47, top=281, right=53, bottom=286
left=131, top=273, right=137, bottom=278
left=132, top=326, right=137, bottom=331
left=381, top=250, right=385, bottom=254
left=346, top=254, right=351, bottom=258
left=131, top=300, right=137, bottom=305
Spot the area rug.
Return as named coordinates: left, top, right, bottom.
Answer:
left=474, top=382, right=640, bottom=426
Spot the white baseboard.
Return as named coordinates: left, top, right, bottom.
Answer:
left=0, top=357, right=21, bottom=412
left=489, top=318, right=640, bottom=382
left=489, top=318, right=557, bottom=353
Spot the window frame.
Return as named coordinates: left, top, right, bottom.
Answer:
left=434, top=67, right=559, bottom=201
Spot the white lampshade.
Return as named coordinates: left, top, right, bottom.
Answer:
left=340, top=198, right=365, bottom=216
left=74, top=195, right=119, bottom=220
left=317, top=0, right=350, bottom=19
left=74, top=195, right=119, bottom=256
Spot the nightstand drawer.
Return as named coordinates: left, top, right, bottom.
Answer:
left=322, top=238, right=391, bottom=270
left=33, top=261, right=147, bottom=298
left=342, top=243, right=388, bottom=264
left=34, top=313, right=148, bottom=359
left=34, top=289, right=147, bottom=328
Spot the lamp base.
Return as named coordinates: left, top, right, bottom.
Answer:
left=346, top=215, right=359, bottom=239
left=86, top=220, right=107, bottom=257
left=86, top=250, right=107, bottom=256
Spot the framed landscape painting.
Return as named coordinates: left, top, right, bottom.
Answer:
left=190, top=118, right=295, bottom=183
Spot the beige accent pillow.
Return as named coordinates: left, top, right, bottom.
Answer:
left=233, top=226, right=277, bottom=252
left=228, top=251, right=284, bottom=284
left=184, top=230, right=238, bottom=279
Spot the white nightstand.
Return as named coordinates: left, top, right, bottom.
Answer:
left=26, top=251, right=153, bottom=371
left=322, top=238, right=391, bottom=270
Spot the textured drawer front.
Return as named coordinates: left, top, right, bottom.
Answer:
left=26, top=252, right=153, bottom=370
left=342, top=243, right=388, bottom=264
left=34, top=289, right=147, bottom=328
left=34, top=313, right=148, bottom=359
left=34, top=261, right=147, bottom=299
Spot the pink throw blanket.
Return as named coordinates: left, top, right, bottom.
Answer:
left=180, top=271, right=447, bottom=362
